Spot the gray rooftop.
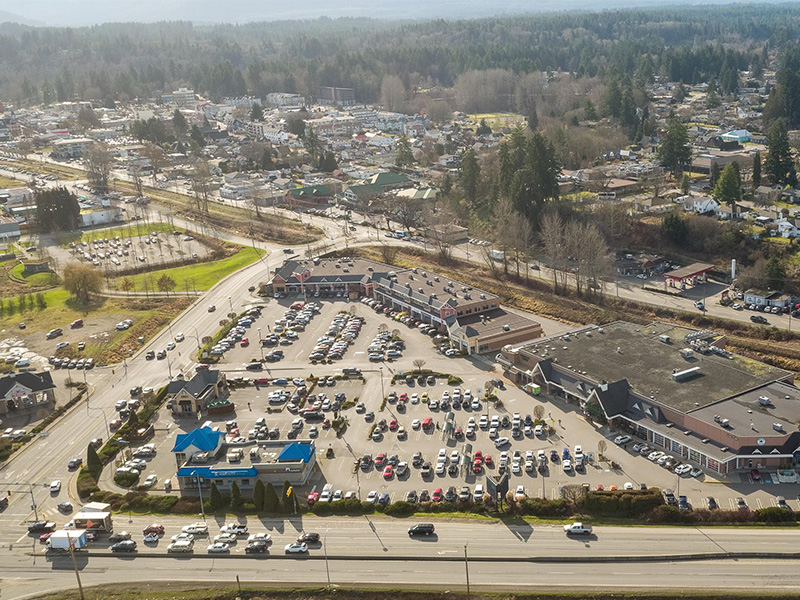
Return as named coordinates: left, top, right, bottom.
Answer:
left=523, top=321, right=792, bottom=414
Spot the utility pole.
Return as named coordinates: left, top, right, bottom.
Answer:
left=464, top=543, right=471, bottom=600
left=324, top=528, right=331, bottom=589
left=67, top=534, right=86, bottom=600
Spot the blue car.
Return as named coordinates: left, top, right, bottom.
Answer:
left=562, top=448, right=570, bottom=459
left=378, top=493, right=391, bottom=505
left=272, top=378, right=288, bottom=385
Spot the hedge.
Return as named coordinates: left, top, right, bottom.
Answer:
left=647, top=505, right=798, bottom=524
left=577, top=488, right=664, bottom=518
left=113, top=471, right=140, bottom=488
left=77, top=467, right=100, bottom=498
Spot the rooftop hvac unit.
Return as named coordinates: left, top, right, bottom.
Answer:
left=720, top=418, right=730, bottom=428
left=658, top=335, right=671, bottom=344
left=672, top=366, right=700, bottom=381
left=773, top=423, right=785, bottom=432
left=758, top=396, right=773, bottom=407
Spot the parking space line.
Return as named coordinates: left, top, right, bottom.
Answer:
left=728, top=498, right=736, bottom=510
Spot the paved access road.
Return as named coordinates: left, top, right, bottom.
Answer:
left=1, top=554, right=799, bottom=600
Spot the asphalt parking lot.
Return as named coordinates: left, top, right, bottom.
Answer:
left=116, top=294, right=800, bottom=513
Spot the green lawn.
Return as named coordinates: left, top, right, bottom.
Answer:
left=0, top=175, right=22, bottom=188
left=10, top=262, right=60, bottom=287
left=59, top=222, right=177, bottom=248
left=123, top=246, right=265, bottom=291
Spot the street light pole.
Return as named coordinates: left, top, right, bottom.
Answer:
left=228, top=295, right=233, bottom=315
left=192, top=470, right=206, bottom=522
left=258, top=328, right=264, bottom=360
left=324, top=528, right=331, bottom=589
left=379, top=367, right=385, bottom=404
left=464, top=543, right=471, bottom=600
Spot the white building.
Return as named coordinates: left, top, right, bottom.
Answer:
left=266, top=93, right=304, bottom=107
left=680, top=194, right=720, bottom=214
left=172, top=88, right=196, bottom=109
left=79, top=207, right=124, bottom=228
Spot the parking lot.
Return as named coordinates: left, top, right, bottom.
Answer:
left=103, top=292, right=800, bottom=514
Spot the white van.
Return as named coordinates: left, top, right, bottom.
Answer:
left=473, top=484, right=484, bottom=502
left=167, top=539, right=194, bottom=553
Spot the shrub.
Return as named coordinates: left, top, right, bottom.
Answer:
left=757, top=506, right=797, bottom=523
left=382, top=500, right=416, bottom=517
left=520, top=497, right=572, bottom=517
left=577, top=488, right=663, bottom=518
left=114, top=471, right=140, bottom=488
left=171, top=497, right=202, bottom=514
left=77, top=468, right=100, bottom=498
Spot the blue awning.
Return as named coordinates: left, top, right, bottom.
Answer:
left=177, top=466, right=258, bottom=479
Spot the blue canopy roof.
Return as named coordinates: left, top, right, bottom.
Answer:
left=277, top=442, right=314, bottom=463
left=172, top=426, right=223, bottom=453
left=177, top=466, right=258, bottom=479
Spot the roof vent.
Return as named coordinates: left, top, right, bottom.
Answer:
left=701, top=438, right=709, bottom=444
left=598, top=328, right=604, bottom=333
left=480, top=294, right=486, bottom=299
left=665, top=423, right=673, bottom=428
left=683, top=430, right=692, bottom=435
left=720, top=446, right=728, bottom=452
left=503, top=324, right=510, bottom=331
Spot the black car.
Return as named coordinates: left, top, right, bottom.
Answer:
left=156, top=350, right=166, bottom=360
left=245, top=362, right=263, bottom=371
left=111, top=540, right=137, bottom=552
left=297, top=532, right=320, bottom=543
left=408, top=523, right=435, bottom=536
left=130, top=386, right=142, bottom=397
left=751, top=315, right=768, bottom=324
left=109, top=531, right=132, bottom=542
left=145, top=350, right=155, bottom=360
left=444, top=486, right=457, bottom=503
left=245, top=542, right=268, bottom=553
left=706, top=496, right=718, bottom=510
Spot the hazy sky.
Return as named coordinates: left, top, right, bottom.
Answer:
left=0, top=0, right=778, bottom=27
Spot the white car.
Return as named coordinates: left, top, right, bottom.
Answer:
left=411, top=419, right=421, bottom=429
left=614, top=435, right=632, bottom=445
left=213, top=532, right=237, bottom=543
left=366, top=490, right=378, bottom=503
left=176, top=333, right=185, bottom=342
left=247, top=533, right=272, bottom=543
left=182, top=523, right=208, bottom=535
left=623, top=482, right=634, bottom=490
left=471, top=399, right=481, bottom=410
left=207, top=542, right=230, bottom=553
left=435, top=462, right=446, bottom=475
left=563, top=459, right=573, bottom=472
left=50, top=480, right=61, bottom=493
left=171, top=533, right=194, bottom=542
left=143, top=474, right=158, bottom=488
left=494, top=437, right=510, bottom=448
left=514, top=485, right=527, bottom=500
left=284, top=542, right=308, bottom=553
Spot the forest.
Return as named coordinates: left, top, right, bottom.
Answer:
left=1, top=4, right=800, bottom=107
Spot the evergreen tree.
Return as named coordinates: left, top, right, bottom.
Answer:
left=620, top=86, right=638, bottom=136
left=35, top=187, right=80, bottom=232
left=190, top=125, right=205, bottom=148
left=764, top=119, right=797, bottom=186
left=253, top=480, right=265, bottom=511
left=681, top=173, right=691, bottom=196
left=440, top=172, right=452, bottom=198
left=230, top=481, right=244, bottom=510
left=713, top=163, right=742, bottom=212
left=459, top=148, right=480, bottom=205
left=710, top=162, right=721, bottom=187
left=706, top=77, right=720, bottom=108
left=209, top=482, right=224, bottom=511
left=584, top=100, right=598, bottom=121
left=662, top=213, right=688, bottom=244
left=250, top=102, right=263, bottom=121
left=526, top=102, right=538, bottom=131
left=395, top=136, right=414, bottom=167
left=753, top=151, right=762, bottom=190
left=172, top=109, right=188, bottom=137
left=261, top=148, right=275, bottom=170
left=476, top=118, right=493, bottom=135
left=766, top=255, right=786, bottom=289
left=281, top=480, right=295, bottom=513
left=264, top=482, right=280, bottom=512
left=657, top=115, right=691, bottom=175
left=603, top=78, right=622, bottom=118
left=86, top=443, right=102, bottom=478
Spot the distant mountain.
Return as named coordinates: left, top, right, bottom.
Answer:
left=0, top=10, right=45, bottom=26
left=10, top=0, right=789, bottom=26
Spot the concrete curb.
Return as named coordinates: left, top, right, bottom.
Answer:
left=37, top=550, right=800, bottom=563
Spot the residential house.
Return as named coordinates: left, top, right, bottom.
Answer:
left=343, top=172, right=412, bottom=207
left=286, top=184, right=334, bottom=210
left=721, top=129, right=752, bottom=143
left=681, top=194, right=720, bottom=214
left=776, top=219, right=800, bottom=238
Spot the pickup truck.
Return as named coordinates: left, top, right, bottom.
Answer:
left=563, top=522, right=593, bottom=535
left=28, top=521, right=56, bottom=533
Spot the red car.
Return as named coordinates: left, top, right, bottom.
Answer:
left=240, top=338, right=249, bottom=347
left=454, top=427, right=463, bottom=439
left=254, top=377, right=270, bottom=385
left=484, top=455, right=493, bottom=467
left=142, top=524, right=164, bottom=535
left=195, top=363, right=210, bottom=371
left=383, top=466, right=393, bottom=479
left=110, top=418, right=122, bottom=430
left=375, top=453, right=386, bottom=467
left=474, top=451, right=483, bottom=464
left=432, top=487, right=443, bottom=502
left=472, top=462, right=482, bottom=474
left=307, top=492, right=320, bottom=506
left=399, top=393, right=408, bottom=402
left=39, top=532, right=53, bottom=543
left=422, top=417, right=433, bottom=430
left=752, top=469, right=761, bottom=481
left=389, top=419, right=398, bottom=431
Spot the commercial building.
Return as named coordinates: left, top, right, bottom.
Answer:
left=0, top=372, right=56, bottom=415
left=266, top=93, right=305, bottom=108
left=317, top=86, right=355, bottom=106
left=270, top=257, right=542, bottom=353
left=172, top=88, right=197, bottom=109
left=52, top=137, right=94, bottom=160
left=172, top=428, right=317, bottom=497
left=498, top=321, right=800, bottom=474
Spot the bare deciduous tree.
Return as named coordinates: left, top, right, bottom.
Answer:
left=540, top=210, right=565, bottom=292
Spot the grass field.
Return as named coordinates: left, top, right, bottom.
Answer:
left=467, top=112, right=526, bottom=130
left=122, top=245, right=264, bottom=291
left=9, top=262, right=60, bottom=287
left=0, top=175, right=23, bottom=188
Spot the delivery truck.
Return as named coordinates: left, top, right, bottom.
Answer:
left=47, top=530, right=88, bottom=551
left=73, top=511, right=113, bottom=532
